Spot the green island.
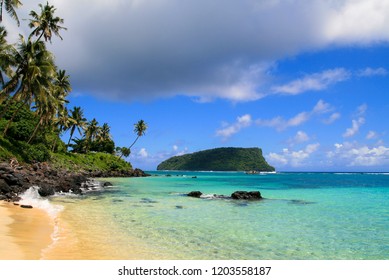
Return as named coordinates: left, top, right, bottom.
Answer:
left=157, top=147, right=275, bottom=172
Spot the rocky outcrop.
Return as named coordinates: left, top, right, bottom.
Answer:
left=187, top=190, right=263, bottom=200
left=231, top=191, right=262, bottom=200
left=187, top=191, right=203, bottom=198
left=0, top=161, right=150, bottom=202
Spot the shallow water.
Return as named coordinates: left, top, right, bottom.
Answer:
left=46, top=172, right=389, bottom=259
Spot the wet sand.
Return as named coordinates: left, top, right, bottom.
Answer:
left=0, top=202, right=54, bottom=260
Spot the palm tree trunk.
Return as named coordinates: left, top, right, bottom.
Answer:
left=0, top=0, right=4, bottom=22
left=129, top=136, right=140, bottom=149
left=27, top=116, right=43, bottom=144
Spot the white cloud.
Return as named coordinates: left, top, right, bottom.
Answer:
left=138, top=148, right=148, bottom=158
left=327, top=142, right=389, bottom=167
left=343, top=117, right=365, bottom=138
left=366, top=131, right=378, bottom=140
left=272, top=68, right=351, bottom=95
left=324, top=0, right=389, bottom=44
left=357, top=67, right=388, bottom=77
left=268, top=143, right=320, bottom=167
left=343, top=104, right=367, bottom=138
left=256, top=99, right=334, bottom=131
left=323, top=112, right=341, bottom=124
left=216, top=114, right=252, bottom=139
left=289, top=131, right=310, bottom=145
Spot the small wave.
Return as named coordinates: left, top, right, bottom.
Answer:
left=19, top=187, right=64, bottom=259
left=19, top=187, right=64, bottom=219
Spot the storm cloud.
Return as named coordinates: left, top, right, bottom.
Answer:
left=12, top=0, right=389, bottom=102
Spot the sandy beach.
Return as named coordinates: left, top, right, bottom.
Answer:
left=0, top=201, right=54, bottom=260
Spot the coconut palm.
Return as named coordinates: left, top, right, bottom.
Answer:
left=117, top=147, right=131, bottom=159
left=0, top=26, right=15, bottom=93
left=2, top=36, right=56, bottom=136
left=52, top=106, right=73, bottom=151
left=27, top=77, right=69, bottom=144
left=129, top=119, right=147, bottom=149
left=84, top=118, right=100, bottom=152
left=97, top=123, right=111, bottom=142
left=29, top=2, right=67, bottom=43
left=67, top=106, right=86, bottom=145
left=0, top=0, right=22, bottom=26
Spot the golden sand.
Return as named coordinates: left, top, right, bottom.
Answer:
left=0, top=201, right=54, bottom=260
left=1, top=200, right=153, bottom=260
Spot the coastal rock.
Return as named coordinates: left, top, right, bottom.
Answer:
left=38, top=184, right=55, bottom=197
left=103, top=181, right=113, bottom=187
left=231, top=191, right=262, bottom=200
left=0, top=179, right=11, bottom=193
left=20, top=205, right=33, bottom=209
left=187, top=191, right=203, bottom=198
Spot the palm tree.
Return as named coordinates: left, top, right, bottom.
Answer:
left=0, top=0, right=22, bottom=26
left=67, top=106, right=86, bottom=145
left=52, top=106, right=73, bottom=151
left=27, top=76, right=69, bottom=144
left=129, top=119, right=147, bottom=149
left=29, top=2, right=67, bottom=43
left=84, top=118, right=100, bottom=152
left=0, top=26, right=15, bottom=94
left=117, top=147, right=131, bottom=159
left=97, top=123, right=111, bottom=142
left=1, top=36, right=56, bottom=136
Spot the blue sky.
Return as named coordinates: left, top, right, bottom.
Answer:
left=5, top=0, right=389, bottom=171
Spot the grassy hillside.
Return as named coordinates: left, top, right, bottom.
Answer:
left=0, top=136, right=132, bottom=172
left=157, top=147, right=275, bottom=171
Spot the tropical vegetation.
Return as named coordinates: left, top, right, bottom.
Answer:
left=0, top=1, right=147, bottom=170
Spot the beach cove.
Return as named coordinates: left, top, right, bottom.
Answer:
left=2, top=171, right=388, bottom=260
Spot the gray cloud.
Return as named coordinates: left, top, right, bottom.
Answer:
left=10, top=0, right=389, bottom=102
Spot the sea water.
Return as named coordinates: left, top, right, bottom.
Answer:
left=41, top=172, right=389, bottom=259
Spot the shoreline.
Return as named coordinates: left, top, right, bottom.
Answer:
left=0, top=201, right=54, bottom=260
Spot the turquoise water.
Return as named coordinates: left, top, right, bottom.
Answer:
left=50, top=172, right=389, bottom=259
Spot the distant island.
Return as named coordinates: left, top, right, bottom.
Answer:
left=157, top=147, right=275, bottom=171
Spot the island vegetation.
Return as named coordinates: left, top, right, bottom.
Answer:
left=0, top=1, right=146, bottom=173
left=157, top=147, right=275, bottom=172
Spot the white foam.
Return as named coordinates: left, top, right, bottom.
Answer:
left=19, top=186, right=64, bottom=219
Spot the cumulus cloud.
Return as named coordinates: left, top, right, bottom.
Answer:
left=268, top=143, right=320, bottom=167
left=327, top=142, right=389, bottom=166
left=216, top=114, right=252, bottom=140
left=289, top=131, right=310, bottom=145
left=9, top=0, right=388, bottom=103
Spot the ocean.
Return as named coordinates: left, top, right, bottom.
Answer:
left=22, top=171, right=389, bottom=260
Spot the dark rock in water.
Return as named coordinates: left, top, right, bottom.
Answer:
left=192, top=176, right=197, bottom=179
left=140, top=198, right=158, bottom=203
left=20, top=205, right=33, bottom=209
left=103, top=181, right=113, bottom=187
left=289, top=199, right=315, bottom=205
left=175, top=205, right=184, bottom=209
left=231, top=191, right=262, bottom=200
left=187, top=191, right=203, bottom=198
left=38, top=184, right=55, bottom=197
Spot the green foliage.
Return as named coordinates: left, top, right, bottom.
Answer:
left=50, top=152, right=132, bottom=173
left=157, top=147, right=275, bottom=171
left=0, top=136, right=50, bottom=163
